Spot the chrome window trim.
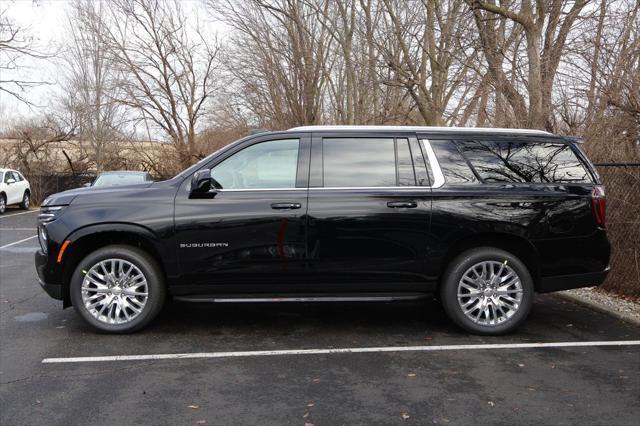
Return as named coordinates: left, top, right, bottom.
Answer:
left=309, top=186, right=430, bottom=191
left=217, top=187, right=304, bottom=192
left=421, top=139, right=445, bottom=189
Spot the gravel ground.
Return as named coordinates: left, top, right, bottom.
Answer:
left=560, top=287, right=640, bottom=326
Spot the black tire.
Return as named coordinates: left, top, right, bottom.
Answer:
left=70, top=245, right=166, bottom=333
left=0, top=194, right=5, bottom=214
left=440, top=247, right=534, bottom=335
left=19, top=191, right=30, bottom=210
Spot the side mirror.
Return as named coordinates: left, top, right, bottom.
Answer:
left=189, top=169, right=217, bottom=198
left=6, top=178, right=15, bottom=185
left=83, top=182, right=92, bottom=188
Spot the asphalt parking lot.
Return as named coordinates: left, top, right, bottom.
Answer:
left=1, top=207, right=639, bottom=425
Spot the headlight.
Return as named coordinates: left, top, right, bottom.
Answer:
left=38, top=206, right=66, bottom=223
left=37, top=206, right=66, bottom=254
left=38, top=224, right=48, bottom=254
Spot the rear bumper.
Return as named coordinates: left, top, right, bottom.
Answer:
left=35, top=249, right=63, bottom=300
left=537, top=267, right=610, bottom=293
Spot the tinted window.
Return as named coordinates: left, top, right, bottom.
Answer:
left=323, top=138, right=396, bottom=187
left=430, top=140, right=477, bottom=184
left=211, top=139, right=299, bottom=189
left=410, top=140, right=430, bottom=186
left=396, top=139, right=415, bottom=186
left=457, top=141, right=593, bottom=184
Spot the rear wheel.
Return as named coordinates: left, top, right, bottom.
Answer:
left=20, top=191, right=30, bottom=210
left=0, top=194, right=5, bottom=214
left=70, top=245, right=166, bottom=333
left=440, top=247, right=533, bottom=335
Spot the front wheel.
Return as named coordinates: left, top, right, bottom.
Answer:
left=0, top=194, right=5, bottom=214
left=440, top=247, right=534, bottom=335
left=70, top=245, right=166, bottom=333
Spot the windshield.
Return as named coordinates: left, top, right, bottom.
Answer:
left=93, top=173, right=147, bottom=187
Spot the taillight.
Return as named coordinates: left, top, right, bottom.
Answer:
left=591, top=186, right=606, bottom=227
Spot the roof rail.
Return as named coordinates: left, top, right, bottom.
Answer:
left=287, top=125, right=552, bottom=136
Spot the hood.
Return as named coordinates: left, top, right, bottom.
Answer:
left=42, top=182, right=156, bottom=207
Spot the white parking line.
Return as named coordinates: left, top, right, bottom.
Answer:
left=0, top=235, right=37, bottom=249
left=0, top=209, right=38, bottom=218
left=42, top=340, right=640, bottom=364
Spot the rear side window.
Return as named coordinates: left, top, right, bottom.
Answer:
left=430, top=140, right=477, bottom=184
left=323, top=138, right=396, bottom=187
left=457, top=141, right=593, bottom=184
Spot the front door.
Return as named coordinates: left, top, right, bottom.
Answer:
left=174, top=134, right=310, bottom=294
left=305, top=134, right=433, bottom=292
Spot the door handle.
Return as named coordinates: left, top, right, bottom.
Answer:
left=387, top=201, right=417, bottom=208
left=271, top=202, right=302, bottom=210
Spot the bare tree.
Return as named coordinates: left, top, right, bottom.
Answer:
left=64, top=0, right=126, bottom=173
left=467, top=0, right=590, bottom=130
left=211, top=0, right=331, bottom=129
left=81, top=0, right=221, bottom=168
left=379, top=0, right=481, bottom=125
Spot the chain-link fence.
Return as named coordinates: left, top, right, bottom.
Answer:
left=595, top=163, right=640, bottom=299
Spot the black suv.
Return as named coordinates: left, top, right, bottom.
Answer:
left=35, top=126, right=610, bottom=334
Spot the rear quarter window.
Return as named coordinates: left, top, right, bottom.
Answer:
left=456, top=140, right=593, bottom=184
left=430, top=140, right=477, bottom=184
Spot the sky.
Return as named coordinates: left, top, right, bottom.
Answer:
left=0, top=0, right=69, bottom=127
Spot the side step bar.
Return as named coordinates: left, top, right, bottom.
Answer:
left=174, top=294, right=429, bottom=303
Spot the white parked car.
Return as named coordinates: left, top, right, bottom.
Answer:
left=0, top=168, right=31, bottom=214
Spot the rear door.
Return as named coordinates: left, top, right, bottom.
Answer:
left=173, top=133, right=311, bottom=294
left=13, top=171, right=29, bottom=203
left=5, top=171, right=21, bottom=204
left=305, top=132, right=434, bottom=292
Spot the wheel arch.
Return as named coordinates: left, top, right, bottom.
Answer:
left=439, top=232, right=541, bottom=290
left=60, top=224, right=167, bottom=307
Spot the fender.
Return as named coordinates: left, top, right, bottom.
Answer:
left=56, top=222, right=179, bottom=305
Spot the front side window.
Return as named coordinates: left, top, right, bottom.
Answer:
left=211, top=139, right=299, bottom=189
left=323, top=138, right=396, bottom=187
left=4, top=172, right=13, bottom=183
left=457, top=141, right=593, bottom=184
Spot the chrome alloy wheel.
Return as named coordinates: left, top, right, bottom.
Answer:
left=81, top=259, right=149, bottom=325
left=457, top=260, right=524, bottom=326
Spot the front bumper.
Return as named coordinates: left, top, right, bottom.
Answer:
left=35, top=249, right=63, bottom=300
left=537, top=267, right=610, bottom=293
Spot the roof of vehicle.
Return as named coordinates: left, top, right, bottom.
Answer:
left=287, top=125, right=552, bottom=136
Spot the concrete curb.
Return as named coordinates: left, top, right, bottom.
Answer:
left=556, top=292, right=640, bottom=327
